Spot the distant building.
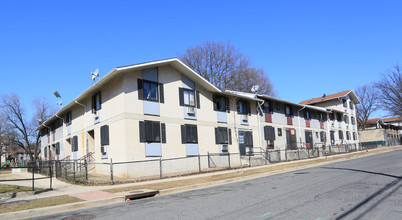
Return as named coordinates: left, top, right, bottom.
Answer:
left=358, top=117, right=401, bottom=146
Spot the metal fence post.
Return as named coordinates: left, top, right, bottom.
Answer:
left=110, top=158, right=114, bottom=185
left=32, top=163, right=35, bottom=191
left=249, top=153, right=251, bottom=167
left=159, top=157, right=163, bottom=179
left=285, top=149, right=288, bottom=162
left=297, top=148, right=300, bottom=160
left=65, top=163, right=67, bottom=179
left=84, top=158, right=88, bottom=185
left=228, top=152, right=231, bottom=169
left=198, top=154, right=201, bottom=173
left=49, top=164, right=53, bottom=190
left=73, top=161, right=76, bottom=182
left=207, top=152, right=210, bottom=168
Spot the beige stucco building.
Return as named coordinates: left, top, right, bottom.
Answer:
left=37, top=58, right=361, bottom=178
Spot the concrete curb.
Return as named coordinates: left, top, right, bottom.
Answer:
left=1, top=146, right=400, bottom=219
left=0, top=196, right=125, bottom=219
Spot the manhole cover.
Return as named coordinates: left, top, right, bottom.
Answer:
left=61, top=214, right=96, bottom=220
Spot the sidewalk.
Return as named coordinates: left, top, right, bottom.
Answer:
left=1, top=145, right=401, bottom=219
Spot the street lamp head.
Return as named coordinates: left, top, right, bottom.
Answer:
left=54, top=91, right=61, bottom=98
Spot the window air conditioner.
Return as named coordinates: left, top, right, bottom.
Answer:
left=241, top=114, right=248, bottom=122
left=187, top=107, right=195, bottom=114
left=221, top=144, right=228, bottom=153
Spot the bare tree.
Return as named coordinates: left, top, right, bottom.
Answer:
left=0, top=94, right=54, bottom=162
left=179, top=40, right=276, bottom=96
left=355, top=84, right=379, bottom=129
left=375, top=65, right=402, bottom=117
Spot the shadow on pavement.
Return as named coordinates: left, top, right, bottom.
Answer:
left=321, top=167, right=402, bottom=219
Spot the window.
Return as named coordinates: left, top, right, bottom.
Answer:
left=351, top=116, right=356, bottom=125
left=304, top=110, right=310, bottom=120
left=237, top=100, right=250, bottom=115
left=349, top=101, right=354, bottom=110
left=276, top=104, right=280, bottom=111
left=264, top=126, right=275, bottom=140
left=44, top=146, right=48, bottom=158
left=213, top=95, right=229, bottom=112
left=278, top=128, right=282, bottom=136
left=72, top=136, right=78, bottom=152
left=65, top=112, right=72, bottom=125
left=138, top=79, right=164, bottom=103
left=285, top=105, right=293, bottom=117
left=181, top=124, right=198, bottom=143
left=179, top=88, right=200, bottom=108
left=263, top=102, right=273, bottom=113
left=144, top=81, right=158, bottom=101
left=244, top=131, right=253, bottom=146
left=329, top=113, right=335, bottom=121
left=316, top=132, right=319, bottom=138
left=353, top=132, right=356, bottom=140
left=320, top=131, right=327, bottom=142
left=338, top=130, right=344, bottom=140
left=139, top=121, right=166, bottom=143
left=215, top=127, right=232, bottom=144
left=346, top=131, right=350, bottom=140
left=342, top=98, right=347, bottom=108
left=92, top=92, right=101, bottom=112
left=336, top=113, right=342, bottom=121
left=320, top=113, right=326, bottom=121
left=344, top=115, right=349, bottom=124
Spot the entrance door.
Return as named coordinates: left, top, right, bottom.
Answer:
left=330, top=131, right=335, bottom=145
left=239, top=131, right=246, bottom=155
left=305, top=130, right=313, bottom=149
left=286, top=129, right=297, bottom=149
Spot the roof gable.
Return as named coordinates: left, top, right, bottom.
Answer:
left=299, top=90, right=361, bottom=105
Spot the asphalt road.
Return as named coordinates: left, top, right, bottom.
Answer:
left=33, top=150, right=402, bottom=220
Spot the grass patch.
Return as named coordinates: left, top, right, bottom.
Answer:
left=0, top=184, right=42, bottom=193
left=0, top=195, right=84, bottom=214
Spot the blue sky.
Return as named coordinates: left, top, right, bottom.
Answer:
left=1, top=0, right=401, bottom=118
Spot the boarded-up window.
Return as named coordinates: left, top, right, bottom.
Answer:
left=55, top=143, right=60, bottom=155
left=264, top=126, right=275, bottom=140
left=181, top=124, right=198, bottom=143
left=139, top=121, right=166, bottom=143
left=215, top=127, right=232, bottom=145
left=101, top=125, right=109, bottom=146
left=338, top=130, right=344, bottom=140
left=72, top=136, right=78, bottom=152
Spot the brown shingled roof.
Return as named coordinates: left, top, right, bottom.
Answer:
left=383, top=117, right=402, bottom=123
left=299, top=90, right=351, bottom=105
left=365, top=118, right=381, bottom=125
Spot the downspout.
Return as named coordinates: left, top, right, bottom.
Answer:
left=75, top=100, right=88, bottom=156
left=42, top=124, right=51, bottom=161
left=297, top=106, right=306, bottom=144
left=55, top=114, right=64, bottom=160
left=257, top=99, right=265, bottom=153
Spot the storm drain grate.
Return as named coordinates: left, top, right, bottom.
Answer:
left=61, top=214, right=96, bottom=220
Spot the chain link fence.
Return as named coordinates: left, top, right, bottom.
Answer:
left=22, top=142, right=386, bottom=185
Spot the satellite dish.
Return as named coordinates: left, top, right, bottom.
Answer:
left=251, top=85, right=260, bottom=93
left=91, top=69, right=99, bottom=81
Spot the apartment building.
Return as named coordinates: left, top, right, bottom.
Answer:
left=36, top=58, right=360, bottom=178
left=299, top=90, right=360, bottom=146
